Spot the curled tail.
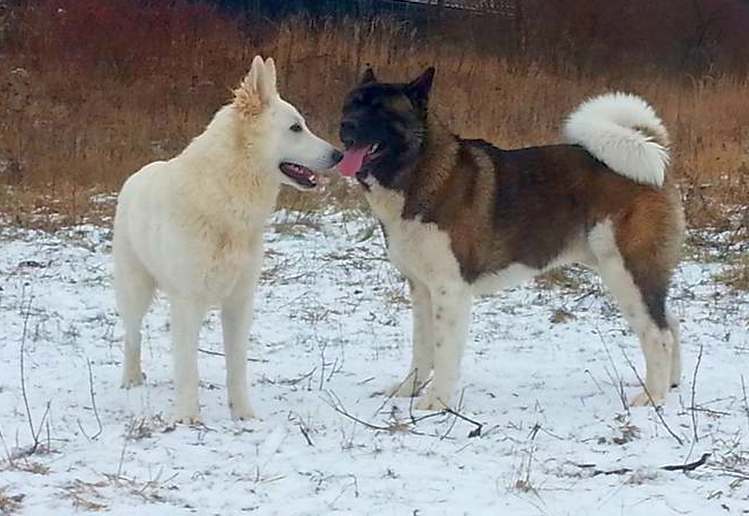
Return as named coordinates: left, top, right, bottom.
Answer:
left=563, top=92, right=670, bottom=187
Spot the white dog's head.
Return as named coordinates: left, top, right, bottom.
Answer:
left=233, top=56, right=342, bottom=191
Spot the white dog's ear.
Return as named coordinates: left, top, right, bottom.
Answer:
left=233, top=55, right=265, bottom=118
left=257, top=57, right=278, bottom=105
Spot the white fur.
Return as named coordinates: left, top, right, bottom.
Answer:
left=365, top=183, right=471, bottom=409
left=563, top=92, right=670, bottom=187
left=367, top=176, right=680, bottom=409
left=588, top=220, right=680, bottom=405
left=113, top=56, right=339, bottom=423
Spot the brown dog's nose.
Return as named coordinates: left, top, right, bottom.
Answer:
left=339, top=120, right=357, bottom=147
left=330, top=149, right=343, bottom=164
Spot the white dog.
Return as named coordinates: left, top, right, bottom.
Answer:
left=113, top=56, right=341, bottom=422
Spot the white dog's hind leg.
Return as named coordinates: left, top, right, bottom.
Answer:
left=387, top=278, right=434, bottom=398
left=221, top=266, right=260, bottom=421
left=114, top=242, right=154, bottom=389
left=170, top=297, right=206, bottom=424
left=416, top=285, right=472, bottom=411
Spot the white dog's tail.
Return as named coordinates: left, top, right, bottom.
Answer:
left=562, top=92, right=670, bottom=187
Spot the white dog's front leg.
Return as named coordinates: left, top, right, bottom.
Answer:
left=416, top=285, right=472, bottom=411
left=170, top=297, right=206, bottom=424
left=387, top=278, right=434, bottom=397
left=221, top=271, right=258, bottom=421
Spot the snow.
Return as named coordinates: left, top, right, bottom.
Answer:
left=0, top=208, right=748, bottom=515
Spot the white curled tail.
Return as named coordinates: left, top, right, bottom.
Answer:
left=563, top=92, right=670, bottom=187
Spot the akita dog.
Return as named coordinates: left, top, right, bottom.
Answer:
left=113, top=56, right=342, bottom=422
left=338, top=67, right=685, bottom=410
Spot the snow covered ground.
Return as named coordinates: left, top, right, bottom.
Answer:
left=1, top=207, right=748, bottom=515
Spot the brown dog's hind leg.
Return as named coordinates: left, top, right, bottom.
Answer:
left=589, top=220, right=675, bottom=406
left=666, top=309, right=681, bottom=388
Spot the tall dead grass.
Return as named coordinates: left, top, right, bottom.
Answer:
left=0, top=1, right=748, bottom=230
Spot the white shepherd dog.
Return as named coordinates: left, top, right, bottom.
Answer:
left=113, top=56, right=342, bottom=423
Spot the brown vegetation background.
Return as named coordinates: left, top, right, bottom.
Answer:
left=0, top=0, right=747, bottom=232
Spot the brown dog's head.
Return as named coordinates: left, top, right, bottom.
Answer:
left=338, top=67, right=435, bottom=188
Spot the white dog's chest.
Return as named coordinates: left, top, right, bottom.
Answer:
left=148, top=222, right=261, bottom=303
left=206, top=249, right=247, bottom=287
left=201, top=234, right=259, bottom=298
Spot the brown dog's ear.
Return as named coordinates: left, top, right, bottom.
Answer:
left=361, top=67, right=377, bottom=85
left=404, top=67, right=435, bottom=110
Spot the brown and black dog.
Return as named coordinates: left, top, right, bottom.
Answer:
left=338, top=67, right=685, bottom=410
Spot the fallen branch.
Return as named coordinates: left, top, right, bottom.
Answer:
left=661, top=452, right=711, bottom=472
left=298, top=424, right=314, bottom=447
left=442, top=405, right=483, bottom=438
left=327, top=388, right=485, bottom=440
left=574, top=453, right=711, bottom=477
left=371, top=370, right=416, bottom=417
left=290, top=413, right=314, bottom=447
left=591, top=466, right=633, bottom=477
left=197, top=348, right=266, bottom=362
left=439, top=389, right=465, bottom=440
left=323, top=392, right=394, bottom=432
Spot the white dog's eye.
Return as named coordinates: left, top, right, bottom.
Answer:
left=290, top=123, right=302, bottom=133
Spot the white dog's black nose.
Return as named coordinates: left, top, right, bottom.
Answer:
left=330, top=149, right=343, bottom=165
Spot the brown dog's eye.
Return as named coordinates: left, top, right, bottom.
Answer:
left=290, top=123, right=302, bottom=133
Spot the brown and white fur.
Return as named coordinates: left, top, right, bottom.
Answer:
left=113, top=56, right=341, bottom=423
left=338, top=69, right=685, bottom=410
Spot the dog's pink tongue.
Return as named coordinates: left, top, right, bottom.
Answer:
left=338, top=146, right=370, bottom=177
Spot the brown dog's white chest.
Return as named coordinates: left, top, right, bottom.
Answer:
left=364, top=184, right=463, bottom=286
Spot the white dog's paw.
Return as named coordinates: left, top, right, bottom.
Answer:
left=385, top=379, right=425, bottom=398
left=174, top=401, right=201, bottom=425
left=630, top=390, right=665, bottom=408
left=120, top=371, right=145, bottom=389
left=230, top=402, right=256, bottom=421
left=173, top=413, right=202, bottom=425
left=414, top=390, right=450, bottom=411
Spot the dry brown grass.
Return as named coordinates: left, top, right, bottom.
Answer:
left=716, top=254, right=749, bottom=292
left=1, top=1, right=748, bottom=231
left=0, top=487, right=24, bottom=514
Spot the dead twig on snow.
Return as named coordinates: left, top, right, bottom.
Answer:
left=77, top=358, right=103, bottom=441
left=689, top=343, right=704, bottom=444
left=661, top=453, right=711, bottom=472
left=198, top=347, right=266, bottom=362
left=620, top=349, right=684, bottom=446
left=19, top=296, right=52, bottom=456
left=741, top=375, right=749, bottom=433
